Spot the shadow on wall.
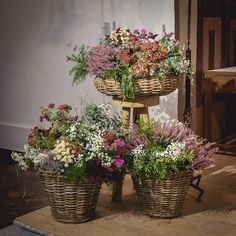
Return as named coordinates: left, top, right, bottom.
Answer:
left=150, top=91, right=178, bottom=121
left=42, top=0, right=86, bottom=45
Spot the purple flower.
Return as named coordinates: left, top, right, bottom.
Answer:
left=113, top=159, right=124, bottom=168
left=115, top=154, right=120, bottom=159
left=103, top=143, right=109, bottom=150
left=114, top=138, right=125, bottom=148
left=87, top=44, right=116, bottom=76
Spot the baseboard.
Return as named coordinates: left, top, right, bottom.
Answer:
left=0, top=123, right=30, bottom=152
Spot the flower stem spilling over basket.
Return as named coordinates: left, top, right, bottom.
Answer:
left=40, top=172, right=102, bottom=223
left=132, top=170, right=193, bottom=218
left=67, top=25, right=192, bottom=99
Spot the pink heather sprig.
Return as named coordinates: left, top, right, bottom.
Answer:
left=87, top=44, right=116, bottom=76
left=129, top=124, right=149, bottom=147
left=151, top=121, right=216, bottom=170
left=161, top=24, right=174, bottom=39
left=130, top=120, right=216, bottom=170
left=133, top=28, right=158, bottom=41
left=163, top=122, right=216, bottom=169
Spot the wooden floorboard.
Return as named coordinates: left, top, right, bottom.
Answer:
left=2, top=149, right=236, bottom=235
left=0, top=149, right=47, bottom=229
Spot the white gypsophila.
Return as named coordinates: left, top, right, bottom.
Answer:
left=11, top=144, right=48, bottom=171
left=165, top=141, right=185, bottom=161
left=85, top=124, right=113, bottom=166
left=152, top=141, right=185, bottom=161
left=100, top=152, right=112, bottom=166
left=81, top=124, right=105, bottom=160
left=99, top=103, right=112, bottom=117
left=131, top=144, right=144, bottom=156
left=74, top=154, right=85, bottom=168
left=68, top=124, right=77, bottom=140
left=11, top=152, right=29, bottom=171
left=24, top=144, right=48, bottom=169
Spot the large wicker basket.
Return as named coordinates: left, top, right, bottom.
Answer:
left=40, top=171, right=103, bottom=223
left=94, top=73, right=178, bottom=98
left=132, top=170, right=193, bottom=218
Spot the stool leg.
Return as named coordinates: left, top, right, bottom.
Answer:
left=121, top=107, right=131, bottom=131
left=133, top=107, right=149, bottom=124
left=111, top=174, right=124, bottom=202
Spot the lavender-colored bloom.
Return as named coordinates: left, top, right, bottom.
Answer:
left=114, top=138, right=125, bottom=148
left=87, top=44, right=116, bottom=76
left=103, top=143, right=109, bottom=150
left=129, top=120, right=216, bottom=170
left=115, top=154, right=120, bottom=159
left=113, top=159, right=124, bottom=168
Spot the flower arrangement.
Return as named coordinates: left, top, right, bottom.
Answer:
left=11, top=103, right=130, bottom=182
left=128, top=120, right=216, bottom=179
left=67, top=25, right=192, bottom=99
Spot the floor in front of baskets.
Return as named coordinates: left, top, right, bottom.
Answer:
left=0, top=149, right=47, bottom=229
left=1, top=152, right=236, bottom=235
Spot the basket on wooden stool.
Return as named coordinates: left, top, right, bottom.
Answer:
left=132, top=170, right=193, bottom=218
left=40, top=171, right=103, bottom=223
left=94, top=73, right=178, bottom=98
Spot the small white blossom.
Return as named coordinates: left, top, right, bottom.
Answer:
left=131, top=144, right=144, bottom=156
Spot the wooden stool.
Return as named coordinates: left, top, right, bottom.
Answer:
left=112, top=95, right=160, bottom=130
left=111, top=95, right=159, bottom=202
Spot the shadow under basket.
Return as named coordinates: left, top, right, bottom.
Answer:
left=132, top=170, right=193, bottom=218
left=40, top=171, right=103, bottom=223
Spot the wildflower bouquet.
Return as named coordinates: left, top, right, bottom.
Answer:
left=67, top=25, right=191, bottom=99
left=12, top=103, right=130, bottom=182
left=128, top=120, right=216, bottom=179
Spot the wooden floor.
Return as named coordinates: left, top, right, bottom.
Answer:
left=0, top=149, right=47, bottom=229
left=1, top=149, right=236, bottom=235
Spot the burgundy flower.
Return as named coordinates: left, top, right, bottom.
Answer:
left=58, top=104, right=72, bottom=111
left=103, top=130, right=117, bottom=143
left=48, top=103, right=55, bottom=108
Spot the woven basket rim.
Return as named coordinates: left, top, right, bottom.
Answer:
left=39, top=170, right=101, bottom=180
left=94, top=73, right=179, bottom=98
left=131, top=169, right=193, bottom=180
left=94, top=71, right=179, bottom=81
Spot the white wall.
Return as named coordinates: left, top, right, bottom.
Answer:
left=0, top=0, right=175, bottom=151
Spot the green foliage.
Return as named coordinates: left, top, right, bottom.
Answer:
left=29, top=128, right=56, bottom=150
left=133, top=148, right=194, bottom=180
left=104, top=62, right=136, bottom=100
left=63, top=164, right=87, bottom=182
left=130, top=120, right=196, bottom=179
left=82, top=103, right=123, bottom=134
left=67, top=45, right=90, bottom=85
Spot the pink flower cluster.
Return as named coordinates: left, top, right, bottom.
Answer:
left=102, top=131, right=129, bottom=169
left=129, top=121, right=217, bottom=170
left=87, top=44, right=116, bottom=76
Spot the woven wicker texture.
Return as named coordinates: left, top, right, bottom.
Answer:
left=132, top=170, right=193, bottom=218
left=40, top=172, right=102, bottom=223
left=94, top=74, right=178, bottom=97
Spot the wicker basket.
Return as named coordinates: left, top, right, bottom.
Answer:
left=94, top=73, right=178, bottom=98
left=132, top=170, right=193, bottom=218
left=40, top=171, right=103, bottom=223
